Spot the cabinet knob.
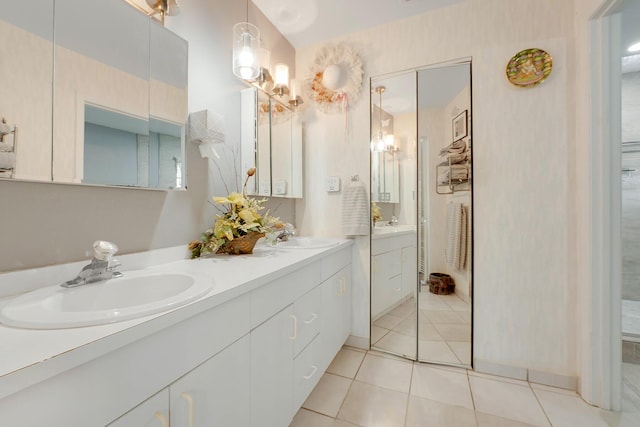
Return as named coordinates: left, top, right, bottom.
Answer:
left=303, top=313, right=318, bottom=325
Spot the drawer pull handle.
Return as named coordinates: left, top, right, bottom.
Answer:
left=154, top=412, right=169, bottom=427
left=181, top=392, right=194, bottom=427
left=304, top=313, right=318, bottom=324
left=338, top=277, right=346, bottom=296
left=303, top=365, right=318, bottom=380
left=289, top=314, right=298, bottom=340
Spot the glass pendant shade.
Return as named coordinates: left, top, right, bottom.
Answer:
left=274, top=63, right=289, bottom=87
left=233, top=22, right=260, bottom=80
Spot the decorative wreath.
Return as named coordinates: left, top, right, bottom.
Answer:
left=304, top=43, right=364, bottom=114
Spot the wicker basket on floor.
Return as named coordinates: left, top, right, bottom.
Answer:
left=428, top=273, right=455, bottom=295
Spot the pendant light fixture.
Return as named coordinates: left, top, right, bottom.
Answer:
left=233, top=0, right=260, bottom=80
left=371, top=86, right=396, bottom=152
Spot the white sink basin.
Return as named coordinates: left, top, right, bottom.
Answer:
left=274, top=237, right=340, bottom=249
left=0, top=271, right=213, bottom=329
left=372, top=224, right=417, bottom=237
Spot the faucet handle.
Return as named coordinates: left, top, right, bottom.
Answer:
left=93, top=240, right=119, bottom=261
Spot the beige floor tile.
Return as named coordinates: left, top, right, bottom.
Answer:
left=468, top=370, right=529, bottom=386
left=444, top=297, right=470, bottom=311
left=423, top=309, right=467, bottom=324
left=405, top=395, right=477, bottom=427
left=418, top=340, right=460, bottom=364
left=331, top=420, right=363, bottom=427
left=410, top=363, right=474, bottom=409
left=529, top=382, right=581, bottom=397
left=469, top=376, right=550, bottom=426
left=418, top=322, right=443, bottom=341
left=476, top=412, right=539, bottom=427
left=303, top=373, right=353, bottom=417
left=370, top=325, right=388, bottom=345
left=337, top=381, right=408, bottom=427
left=389, top=299, right=416, bottom=318
left=290, top=409, right=334, bottom=427
left=355, top=353, right=413, bottom=393
left=392, top=316, right=417, bottom=337
left=457, top=310, right=472, bottom=323
left=533, top=387, right=609, bottom=427
left=373, top=331, right=417, bottom=359
left=433, top=323, right=472, bottom=341
left=327, top=347, right=366, bottom=379
left=448, top=341, right=472, bottom=365
left=373, top=314, right=404, bottom=330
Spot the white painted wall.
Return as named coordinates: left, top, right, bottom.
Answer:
left=296, top=0, right=576, bottom=378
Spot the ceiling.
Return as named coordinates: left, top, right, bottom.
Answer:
left=251, top=0, right=464, bottom=49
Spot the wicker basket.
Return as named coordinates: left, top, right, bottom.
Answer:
left=216, top=232, right=265, bottom=255
left=428, top=273, right=455, bottom=295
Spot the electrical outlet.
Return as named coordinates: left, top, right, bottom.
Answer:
left=273, top=180, right=287, bottom=195
left=326, top=176, right=341, bottom=192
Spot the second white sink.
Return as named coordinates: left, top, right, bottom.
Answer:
left=0, top=271, right=213, bottom=329
left=274, top=237, right=340, bottom=249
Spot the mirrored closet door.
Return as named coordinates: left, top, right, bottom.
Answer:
left=370, top=60, right=473, bottom=367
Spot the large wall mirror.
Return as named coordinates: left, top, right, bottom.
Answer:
left=0, top=0, right=187, bottom=190
left=370, top=60, right=472, bottom=367
left=241, top=87, right=303, bottom=198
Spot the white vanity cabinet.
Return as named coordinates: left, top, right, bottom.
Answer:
left=108, top=390, right=170, bottom=427
left=371, top=231, right=417, bottom=319
left=0, top=243, right=353, bottom=427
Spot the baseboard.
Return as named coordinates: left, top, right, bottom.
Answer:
left=474, top=359, right=578, bottom=391
left=345, top=335, right=369, bottom=350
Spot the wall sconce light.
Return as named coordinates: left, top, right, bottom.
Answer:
left=273, top=63, right=290, bottom=97
left=289, top=79, right=304, bottom=108
left=145, top=0, right=180, bottom=24
left=233, top=22, right=261, bottom=80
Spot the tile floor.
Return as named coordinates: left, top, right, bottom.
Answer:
left=290, top=347, right=640, bottom=427
left=372, top=290, right=471, bottom=365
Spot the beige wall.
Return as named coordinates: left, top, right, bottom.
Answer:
left=296, top=0, right=577, bottom=377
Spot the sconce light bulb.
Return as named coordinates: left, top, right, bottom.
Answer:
left=629, top=41, right=640, bottom=53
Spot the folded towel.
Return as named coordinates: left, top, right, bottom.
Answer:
left=0, top=141, right=14, bottom=152
left=439, top=140, right=467, bottom=157
left=437, top=165, right=469, bottom=185
left=0, top=152, right=15, bottom=170
left=342, top=179, right=370, bottom=236
left=445, top=202, right=467, bottom=270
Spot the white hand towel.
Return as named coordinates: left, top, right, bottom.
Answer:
left=0, top=141, right=14, bottom=152
left=342, top=180, right=370, bottom=236
left=0, top=152, right=16, bottom=170
left=445, top=202, right=467, bottom=270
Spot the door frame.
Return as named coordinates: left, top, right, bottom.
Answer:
left=588, top=0, right=623, bottom=411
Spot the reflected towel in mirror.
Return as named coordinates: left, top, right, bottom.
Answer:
left=445, top=202, right=467, bottom=270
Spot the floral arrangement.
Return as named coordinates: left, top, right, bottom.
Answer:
left=189, top=168, right=280, bottom=258
left=371, top=202, right=382, bottom=224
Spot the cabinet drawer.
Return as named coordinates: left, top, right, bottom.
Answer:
left=293, top=337, right=321, bottom=411
left=294, top=285, right=322, bottom=356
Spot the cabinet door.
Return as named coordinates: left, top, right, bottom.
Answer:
left=170, top=334, right=250, bottom=427
left=320, top=266, right=352, bottom=371
left=251, top=305, right=295, bottom=427
left=401, top=245, right=417, bottom=300
left=108, top=389, right=169, bottom=427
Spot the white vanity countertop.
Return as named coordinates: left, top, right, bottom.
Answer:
left=0, top=239, right=352, bottom=399
left=371, top=224, right=417, bottom=239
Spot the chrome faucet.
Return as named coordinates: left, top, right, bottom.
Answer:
left=61, top=241, right=123, bottom=288
left=388, top=216, right=399, bottom=226
left=276, top=223, right=296, bottom=242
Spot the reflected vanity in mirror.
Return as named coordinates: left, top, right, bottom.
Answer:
left=241, top=87, right=303, bottom=198
left=370, top=60, right=472, bottom=367
left=0, top=0, right=188, bottom=190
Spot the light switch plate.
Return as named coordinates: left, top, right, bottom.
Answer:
left=273, top=180, right=287, bottom=195
left=326, top=176, right=341, bottom=192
